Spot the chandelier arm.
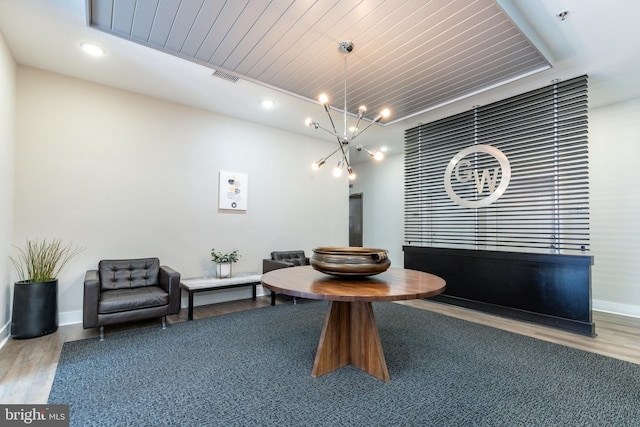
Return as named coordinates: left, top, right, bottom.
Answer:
left=350, top=115, right=364, bottom=140
left=349, top=119, right=378, bottom=142
left=323, top=105, right=340, bottom=136
left=314, top=123, right=341, bottom=139
left=322, top=145, right=344, bottom=161
left=337, top=144, right=351, bottom=168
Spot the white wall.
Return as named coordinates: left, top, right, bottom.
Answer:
left=8, top=63, right=640, bottom=334
left=14, top=66, right=348, bottom=323
left=349, top=154, right=404, bottom=267
left=590, top=98, right=640, bottom=316
left=0, top=31, right=16, bottom=343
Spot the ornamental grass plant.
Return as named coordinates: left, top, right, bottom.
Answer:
left=10, top=238, right=83, bottom=283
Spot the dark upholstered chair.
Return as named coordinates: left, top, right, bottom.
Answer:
left=83, top=258, right=180, bottom=340
left=262, top=250, right=310, bottom=305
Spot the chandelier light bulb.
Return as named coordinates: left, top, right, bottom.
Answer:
left=333, top=160, right=344, bottom=177
left=312, top=158, right=326, bottom=170
left=373, top=151, right=384, bottom=161
left=348, top=167, right=356, bottom=180
left=358, top=105, right=367, bottom=116
left=373, top=108, right=391, bottom=123
left=319, top=94, right=329, bottom=105
left=305, top=118, right=319, bottom=129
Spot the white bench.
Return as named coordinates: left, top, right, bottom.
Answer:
left=180, top=273, right=262, bottom=320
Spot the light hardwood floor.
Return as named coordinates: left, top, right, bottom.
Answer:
left=1, top=296, right=639, bottom=404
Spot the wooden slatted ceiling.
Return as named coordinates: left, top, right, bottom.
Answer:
left=88, top=0, right=551, bottom=123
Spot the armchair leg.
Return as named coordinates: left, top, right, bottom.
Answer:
left=99, top=326, right=104, bottom=341
left=162, top=316, right=167, bottom=330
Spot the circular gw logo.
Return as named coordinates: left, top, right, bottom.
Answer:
left=444, top=144, right=511, bottom=208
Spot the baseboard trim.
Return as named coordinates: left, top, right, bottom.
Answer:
left=60, top=310, right=83, bottom=326
left=433, top=294, right=596, bottom=336
left=58, top=286, right=269, bottom=327
left=1, top=295, right=635, bottom=351
left=593, top=299, right=640, bottom=319
left=0, top=321, right=9, bottom=350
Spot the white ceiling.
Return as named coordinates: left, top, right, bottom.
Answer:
left=87, top=0, right=551, bottom=124
left=1, top=0, right=639, bottom=157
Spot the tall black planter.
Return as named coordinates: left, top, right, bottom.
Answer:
left=11, top=279, right=58, bottom=339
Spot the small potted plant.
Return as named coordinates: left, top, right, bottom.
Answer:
left=10, top=238, right=83, bottom=339
left=210, top=248, right=240, bottom=278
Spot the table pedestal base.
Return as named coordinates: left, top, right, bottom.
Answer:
left=312, top=301, right=390, bottom=382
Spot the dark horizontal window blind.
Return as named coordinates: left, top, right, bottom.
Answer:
left=405, top=75, right=589, bottom=253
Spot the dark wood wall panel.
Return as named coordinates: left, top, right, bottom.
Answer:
left=404, top=246, right=595, bottom=336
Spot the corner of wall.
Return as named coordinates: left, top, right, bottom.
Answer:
left=0, top=27, right=17, bottom=348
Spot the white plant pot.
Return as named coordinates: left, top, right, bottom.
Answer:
left=216, top=263, right=232, bottom=278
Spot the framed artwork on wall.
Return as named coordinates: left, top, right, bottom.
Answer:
left=219, top=171, right=248, bottom=211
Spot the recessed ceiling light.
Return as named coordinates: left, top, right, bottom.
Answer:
left=262, top=100, right=275, bottom=109
left=80, top=42, right=105, bottom=57
left=380, top=146, right=388, bottom=152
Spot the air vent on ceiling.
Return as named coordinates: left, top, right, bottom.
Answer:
left=211, top=70, right=240, bottom=83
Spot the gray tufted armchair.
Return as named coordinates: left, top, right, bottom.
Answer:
left=262, top=250, right=310, bottom=305
left=83, top=257, right=180, bottom=340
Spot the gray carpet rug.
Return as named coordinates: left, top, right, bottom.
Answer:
left=49, top=301, right=640, bottom=426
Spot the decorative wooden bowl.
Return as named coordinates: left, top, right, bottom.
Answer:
left=310, top=247, right=391, bottom=277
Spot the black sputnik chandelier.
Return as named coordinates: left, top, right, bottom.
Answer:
left=306, top=41, right=389, bottom=180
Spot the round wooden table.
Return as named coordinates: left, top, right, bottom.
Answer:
left=261, top=266, right=446, bottom=382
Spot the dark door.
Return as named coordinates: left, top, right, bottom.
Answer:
left=349, top=193, right=363, bottom=247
